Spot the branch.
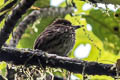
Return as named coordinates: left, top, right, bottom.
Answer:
left=0, top=0, right=18, bottom=23
left=9, top=7, right=73, bottom=47
left=82, top=0, right=120, bottom=5
left=0, top=0, right=18, bottom=12
left=0, top=47, right=117, bottom=77
left=0, top=0, right=36, bottom=48
left=0, top=13, right=6, bottom=23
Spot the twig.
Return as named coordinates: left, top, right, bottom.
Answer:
left=0, top=0, right=18, bottom=12
left=0, top=13, right=6, bottom=23
left=0, top=0, right=36, bottom=48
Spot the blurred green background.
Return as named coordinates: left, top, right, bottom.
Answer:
left=0, top=0, right=120, bottom=79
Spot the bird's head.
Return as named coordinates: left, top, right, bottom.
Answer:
left=52, top=18, right=72, bottom=26
left=52, top=18, right=82, bottom=30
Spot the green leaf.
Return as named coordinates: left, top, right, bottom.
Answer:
left=0, top=62, right=7, bottom=77
left=33, top=0, right=50, bottom=8
left=83, top=9, right=120, bottom=55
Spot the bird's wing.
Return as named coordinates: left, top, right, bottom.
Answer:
left=33, top=25, right=66, bottom=50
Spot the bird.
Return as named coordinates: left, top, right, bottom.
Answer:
left=33, top=18, right=81, bottom=56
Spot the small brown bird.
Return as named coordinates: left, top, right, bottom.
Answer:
left=33, top=18, right=81, bottom=56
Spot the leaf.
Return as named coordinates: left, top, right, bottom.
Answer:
left=0, top=62, right=7, bottom=77
left=83, top=9, right=120, bottom=55
left=33, top=0, right=50, bottom=8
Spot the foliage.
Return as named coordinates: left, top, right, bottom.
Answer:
left=0, top=62, right=7, bottom=79
left=0, top=0, right=120, bottom=79
left=83, top=9, right=120, bottom=55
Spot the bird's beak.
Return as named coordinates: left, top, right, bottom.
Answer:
left=72, top=25, right=84, bottom=30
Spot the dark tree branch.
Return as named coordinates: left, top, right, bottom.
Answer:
left=0, top=47, right=117, bottom=77
left=82, top=0, right=120, bottom=5
left=0, top=0, right=36, bottom=48
left=0, top=0, right=18, bottom=23
left=0, top=13, right=6, bottom=23
left=0, top=0, right=18, bottom=12
left=9, top=7, right=73, bottom=47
